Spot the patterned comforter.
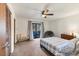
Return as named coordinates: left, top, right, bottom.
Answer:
left=40, top=37, right=78, bottom=56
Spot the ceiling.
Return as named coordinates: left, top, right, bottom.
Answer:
left=10, top=3, right=79, bottom=20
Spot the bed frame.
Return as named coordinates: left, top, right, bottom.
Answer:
left=61, top=34, right=75, bottom=40
left=40, top=44, right=55, bottom=56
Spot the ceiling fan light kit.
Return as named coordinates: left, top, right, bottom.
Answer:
left=42, top=15, right=46, bottom=18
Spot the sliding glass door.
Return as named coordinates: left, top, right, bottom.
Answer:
left=32, top=23, right=41, bottom=39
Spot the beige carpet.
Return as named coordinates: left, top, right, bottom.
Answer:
left=11, top=39, right=50, bottom=56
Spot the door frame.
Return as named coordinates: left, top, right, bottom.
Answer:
left=6, top=4, right=12, bottom=56
left=14, top=19, right=16, bottom=44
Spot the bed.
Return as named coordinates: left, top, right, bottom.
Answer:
left=40, top=34, right=79, bottom=56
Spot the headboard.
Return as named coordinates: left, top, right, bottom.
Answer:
left=61, top=34, right=75, bottom=40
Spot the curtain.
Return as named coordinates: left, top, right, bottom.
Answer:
left=41, top=22, right=44, bottom=38
left=27, top=21, right=32, bottom=40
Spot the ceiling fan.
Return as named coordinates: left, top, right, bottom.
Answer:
left=25, top=4, right=54, bottom=18
left=41, top=8, right=54, bottom=18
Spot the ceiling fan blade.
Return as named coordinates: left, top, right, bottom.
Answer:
left=45, top=14, right=54, bottom=15
left=42, top=10, right=44, bottom=14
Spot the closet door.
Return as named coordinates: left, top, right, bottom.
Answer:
left=0, top=3, right=6, bottom=56
left=0, top=3, right=11, bottom=56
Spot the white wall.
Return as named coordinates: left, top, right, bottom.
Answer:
left=43, top=20, right=51, bottom=32
left=49, top=14, right=79, bottom=37
left=15, top=17, right=28, bottom=43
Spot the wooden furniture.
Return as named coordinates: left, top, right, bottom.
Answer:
left=61, top=34, right=75, bottom=40
left=0, top=3, right=11, bottom=56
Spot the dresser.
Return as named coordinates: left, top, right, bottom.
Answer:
left=61, top=34, right=75, bottom=40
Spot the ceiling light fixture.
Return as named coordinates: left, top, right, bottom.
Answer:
left=42, top=15, right=46, bottom=18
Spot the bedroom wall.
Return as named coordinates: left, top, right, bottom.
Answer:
left=15, top=13, right=79, bottom=40
left=49, top=14, right=79, bottom=37
left=15, top=17, right=28, bottom=43
left=15, top=17, right=51, bottom=42
left=15, top=18, right=49, bottom=40
left=43, top=20, right=51, bottom=32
